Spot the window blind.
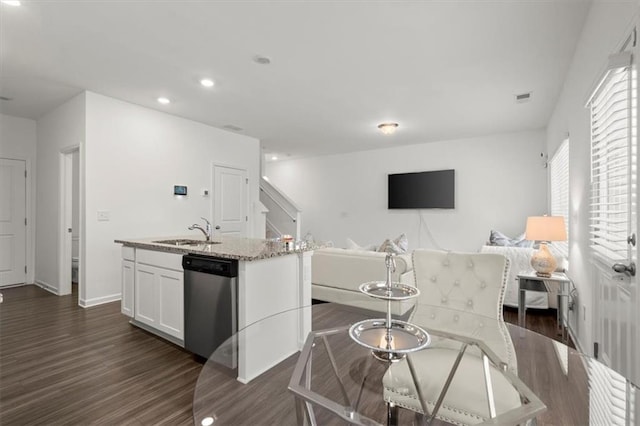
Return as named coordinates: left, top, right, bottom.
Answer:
left=549, top=139, right=569, bottom=257
left=588, top=357, right=634, bottom=425
left=588, top=52, right=634, bottom=263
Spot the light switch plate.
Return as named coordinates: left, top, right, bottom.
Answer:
left=97, top=210, right=110, bottom=221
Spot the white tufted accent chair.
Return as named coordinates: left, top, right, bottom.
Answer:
left=383, top=249, right=520, bottom=425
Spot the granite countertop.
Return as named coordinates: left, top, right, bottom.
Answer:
left=115, top=235, right=314, bottom=261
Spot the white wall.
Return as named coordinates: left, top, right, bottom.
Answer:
left=83, top=92, right=260, bottom=306
left=547, top=2, right=638, bottom=354
left=0, top=113, right=37, bottom=283
left=266, top=130, right=546, bottom=253
left=35, top=93, right=86, bottom=294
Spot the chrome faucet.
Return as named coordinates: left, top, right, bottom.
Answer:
left=188, top=217, right=212, bottom=242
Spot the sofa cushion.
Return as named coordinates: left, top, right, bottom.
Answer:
left=312, top=248, right=412, bottom=292
left=345, top=237, right=377, bottom=251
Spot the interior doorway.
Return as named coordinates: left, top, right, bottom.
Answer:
left=0, top=158, right=27, bottom=287
left=59, top=147, right=80, bottom=297
left=213, top=164, right=248, bottom=237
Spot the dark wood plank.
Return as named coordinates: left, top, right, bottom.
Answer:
left=0, top=285, right=203, bottom=425
left=503, top=305, right=576, bottom=349
left=1, top=286, right=579, bottom=425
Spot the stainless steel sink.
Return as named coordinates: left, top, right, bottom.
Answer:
left=153, top=239, right=220, bottom=246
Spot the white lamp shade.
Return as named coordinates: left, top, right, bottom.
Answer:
left=525, top=216, right=567, bottom=242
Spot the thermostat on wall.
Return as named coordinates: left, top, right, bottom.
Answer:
left=174, top=185, right=187, bottom=196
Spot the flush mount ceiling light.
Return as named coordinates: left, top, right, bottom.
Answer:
left=157, top=97, right=171, bottom=105
left=200, top=78, right=214, bottom=88
left=377, top=122, right=399, bottom=135
left=271, top=155, right=278, bottom=161
left=1, top=1, right=21, bottom=6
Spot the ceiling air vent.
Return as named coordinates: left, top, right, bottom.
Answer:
left=515, top=92, right=532, bottom=103
left=0, top=96, right=13, bottom=101
left=223, top=124, right=243, bottom=132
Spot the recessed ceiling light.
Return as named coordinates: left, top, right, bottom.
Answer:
left=377, top=122, right=399, bottom=135
left=157, top=97, right=171, bottom=105
left=200, top=78, right=214, bottom=88
left=271, top=155, right=278, bottom=161
left=253, top=55, right=271, bottom=65
left=1, top=1, right=21, bottom=6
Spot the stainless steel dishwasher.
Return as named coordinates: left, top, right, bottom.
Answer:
left=183, top=254, right=238, bottom=367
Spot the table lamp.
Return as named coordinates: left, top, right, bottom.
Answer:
left=525, top=216, right=567, bottom=277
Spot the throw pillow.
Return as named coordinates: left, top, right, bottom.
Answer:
left=513, top=235, right=534, bottom=248
left=489, top=230, right=533, bottom=247
left=378, top=233, right=409, bottom=254
left=378, top=239, right=403, bottom=254
left=394, top=233, right=409, bottom=252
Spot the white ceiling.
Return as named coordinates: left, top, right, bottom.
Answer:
left=0, top=1, right=590, bottom=160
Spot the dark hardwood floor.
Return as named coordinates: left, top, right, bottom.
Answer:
left=0, top=285, right=203, bottom=425
left=503, top=305, right=576, bottom=349
left=0, top=285, right=573, bottom=425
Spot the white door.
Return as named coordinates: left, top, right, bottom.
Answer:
left=213, top=165, right=247, bottom=237
left=589, top=33, right=639, bottom=387
left=0, top=158, right=27, bottom=287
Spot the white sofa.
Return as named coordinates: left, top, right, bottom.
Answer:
left=311, top=247, right=416, bottom=315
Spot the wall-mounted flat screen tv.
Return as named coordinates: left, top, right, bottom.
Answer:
left=388, top=169, right=455, bottom=209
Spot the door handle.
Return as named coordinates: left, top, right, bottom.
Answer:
left=612, top=262, right=636, bottom=277
left=215, top=225, right=221, bottom=230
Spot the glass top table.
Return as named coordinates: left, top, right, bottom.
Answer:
left=193, top=302, right=639, bottom=425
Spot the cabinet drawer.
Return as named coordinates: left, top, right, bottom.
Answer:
left=136, top=249, right=183, bottom=271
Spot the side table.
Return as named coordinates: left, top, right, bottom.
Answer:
left=516, top=271, right=571, bottom=342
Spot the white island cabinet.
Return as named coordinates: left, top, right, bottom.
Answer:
left=134, top=249, right=184, bottom=344
left=116, top=235, right=313, bottom=383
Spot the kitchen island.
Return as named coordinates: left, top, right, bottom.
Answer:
left=115, top=235, right=313, bottom=383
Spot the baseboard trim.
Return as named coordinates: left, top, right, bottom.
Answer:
left=0, top=282, right=34, bottom=290
left=34, top=280, right=60, bottom=295
left=129, top=319, right=184, bottom=347
left=79, top=293, right=121, bottom=308
left=568, top=324, right=584, bottom=354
